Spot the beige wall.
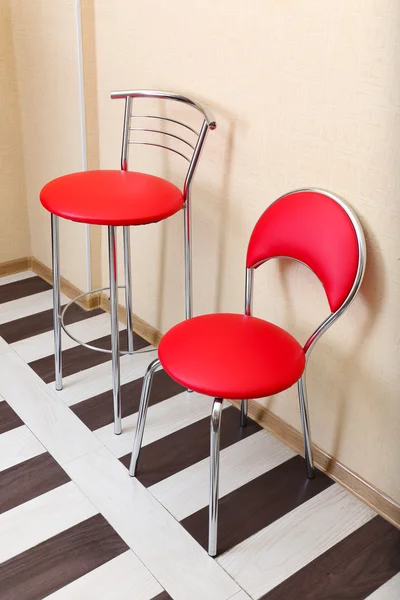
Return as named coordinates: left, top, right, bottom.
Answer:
left=93, top=0, right=400, bottom=502
left=0, top=0, right=30, bottom=262
left=2, top=1, right=399, bottom=504
left=9, top=0, right=89, bottom=291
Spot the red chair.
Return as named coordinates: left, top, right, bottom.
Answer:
left=129, top=188, right=366, bottom=556
left=40, top=90, right=216, bottom=435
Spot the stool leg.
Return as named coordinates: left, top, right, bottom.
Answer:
left=297, top=374, right=315, bottom=479
left=123, top=226, right=134, bottom=353
left=240, top=400, right=248, bottom=427
left=129, top=358, right=161, bottom=477
left=108, top=226, right=122, bottom=435
left=51, top=215, right=62, bottom=391
left=183, top=200, right=192, bottom=320
left=184, top=201, right=194, bottom=393
left=209, top=397, right=223, bottom=557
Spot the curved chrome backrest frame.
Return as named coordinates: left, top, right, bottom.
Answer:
left=111, top=89, right=216, bottom=199
left=244, top=188, right=367, bottom=358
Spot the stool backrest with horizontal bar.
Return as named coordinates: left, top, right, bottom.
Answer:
left=40, top=89, right=216, bottom=436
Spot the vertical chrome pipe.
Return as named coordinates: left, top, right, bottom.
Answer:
left=240, top=267, right=254, bottom=426
left=245, top=267, right=254, bottom=316
left=208, top=397, right=223, bottom=557
left=108, top=226, right=122, bottom=435
left=182, top=119, right=209, bottom=321
left=297, top=374, right=315, bottom=478
left=129, top=358, right=161, bottom=476
left=240, top=400, right=248, bottom=427
left=51, top=214, right=63, bottom=391
left=121, top=96, right=132, bottom=171
left=183, top=198, right=192, bottom=320
left=123, top=226, right=134, bottom=353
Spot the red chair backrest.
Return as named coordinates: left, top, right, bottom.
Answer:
left=246, top=190, right=362, bottom=313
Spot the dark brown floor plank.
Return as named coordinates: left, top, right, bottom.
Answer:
left=0, top=452, right=70, bottom=514
left=152, top=592, right=173, bottom=600
left=0, top=276, right=51, bottom=304
left=0, top=303, right=104, bottom=344
left=120, top=405, right=262, bottom=487
left=181, top=455, right=334, bottom=555
left=0, top=401, right=23, bottom=435
left=72, top=368, right=185, bottom=431
left=0, top=513, right=128, bottom=600
left=261, top=515, right=400, bottom=600
left=29, top=329, right=148, bottom=383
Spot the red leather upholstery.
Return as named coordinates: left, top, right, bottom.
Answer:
left=40, top=170, right=184, bottom=226
left=246, top=190, right=359, bottom=312
left=158, top=313, right=305, bottom=399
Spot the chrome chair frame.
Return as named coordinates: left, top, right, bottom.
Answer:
left=129, top=188, right=366, bottom=556
left=51, top=90, right=216, bottom=435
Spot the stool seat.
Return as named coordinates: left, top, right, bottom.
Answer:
left=40, top=170, right=184, bottom=226
left=158, top=313, right=306, bottom=399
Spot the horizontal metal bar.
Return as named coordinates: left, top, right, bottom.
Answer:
left=129, top=128, right=195, bottom=150
left=110, top=89, right=216, bottom=128
left=130, top=115, right=200, bottom=136
left=127, top=141, right=190, bottom=162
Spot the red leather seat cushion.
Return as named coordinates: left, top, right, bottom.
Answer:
left=40, top=170, right=184, bottom=226
left=158, top=313, right=305, bottom=399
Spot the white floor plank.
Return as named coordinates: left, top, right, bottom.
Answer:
left=95, top=391, right=215, bottom=458
left=0, top=350, right=102, bottom=465
left=218, top=484, right=375, bottom=599
left=46, top=550, right=164, bottom=600
left=12, top=312, right=125, bottom=363
left=0, top=290, right=68, bottom=325
left=0, top=481, right=97, bottom=562
left=365, top=573, right=400, bottom=600
left=0, top=425, right=45, bottom=471
left=63, top=446, right=240, bottom=600
left=150, top=429, right=295, bottom=521
left=0, top=270, right=35, bottom=286
left=49, top=349, right=156, bottom=405
left=226, top=591, right=253, bottom=600
left=0, top=336, right=11, bottom=355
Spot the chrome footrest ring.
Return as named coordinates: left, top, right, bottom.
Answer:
left=60, top=286, right=157, bottom=355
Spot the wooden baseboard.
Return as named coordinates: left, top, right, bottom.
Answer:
left=99, top=292, right=163, bottom=348
left=2, top=256, right=398, bottom=529
left=230, top=399, right=400, bottom=529
left=0, top=257, right=30, bottom=277
left=29, top=257, right=101, bottom=311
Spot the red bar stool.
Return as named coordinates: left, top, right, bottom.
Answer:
left=40, top=90, right=216, bottom=435
left=129, top=188, right=367, bottom=556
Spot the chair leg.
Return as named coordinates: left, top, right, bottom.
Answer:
left=123, top=226, right=134, bottom=353
left=51, top=214, right=63, bottom=391
left=297, top=374, right=315, bottom=479
left=240, top=400, right=248, bottom=427
left=129, top=358, right=161, bottom=476
left=108, top=226, right=122, bottom=435
left=183, top=201, right=192, bottom=321
left=208, top=397, right=223, bottom=557
left=183, top=201, right=193, bottom=393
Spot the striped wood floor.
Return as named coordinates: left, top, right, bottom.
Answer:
left=0, top=271, right=399, bottom=600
